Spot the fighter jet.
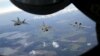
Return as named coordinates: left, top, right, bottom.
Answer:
left=41, top=22, right=51, bottom=32
left=12, top=17, right=27, bottom=26
left=70, top=21, right=91, bottom=30
left=78, top=22, right=91, bottom=29
left=70, top=22, right=78, bottom=27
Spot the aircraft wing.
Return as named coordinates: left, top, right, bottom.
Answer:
left=48, top=26, right=52, bottom=29
left=11, top=20, right=17, bottom=22
left=80, top=26, right=91, bottom=29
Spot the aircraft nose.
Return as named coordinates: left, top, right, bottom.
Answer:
left=10, top=0, right=71, bottom=15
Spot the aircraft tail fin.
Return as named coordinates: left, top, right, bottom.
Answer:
left=22, top=19, right=27, bottom=24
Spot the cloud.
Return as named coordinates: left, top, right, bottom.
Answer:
left=35, top=29, right=55, bottom=41
left=75, top=37, right=87, bottom=43
left=91, top=33, right=97, bottom=37
left=6, top=32, right=34, bottom=47
left=0, top=31, right=33, bottom=47
left=16, top=38, right=34, bottom=47
left=56, top=19, right=67, bottom=24
left=0, top=47, right=18, bottom=55
left=0, top=0, right=6, bottom=2
left=29, top=50, right=57, bottom=56
left=52, top=41, right=60, bottom=48
left=87, top=43, right=92, bottom=46
left=59, top=30, right=84, bottom=39
left=0, top=31, right=29, bottom=40
left=69, top=44, right=81, bottom=51
left=9, top=32, right=29, bottom=39
left=0, top=0, right=21, bottom=14
left=0, top=31, right=18, bottom=38
left=58, top=36, right=87, bottom=43
left=0, top=6, right=21, bottom=14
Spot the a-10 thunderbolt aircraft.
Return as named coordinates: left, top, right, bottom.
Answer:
left=70, top=21, right=91, bottom=30
left=41, top=22, right=52, bottom=32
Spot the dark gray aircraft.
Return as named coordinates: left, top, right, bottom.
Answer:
left=70, top=21, right=91, bottom=29
left=41, top=22, right=52, bottom=32
left=12, top=17, right=27, bottom=26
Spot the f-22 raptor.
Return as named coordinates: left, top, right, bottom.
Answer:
left=12, top=17, right=27, bottom=26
